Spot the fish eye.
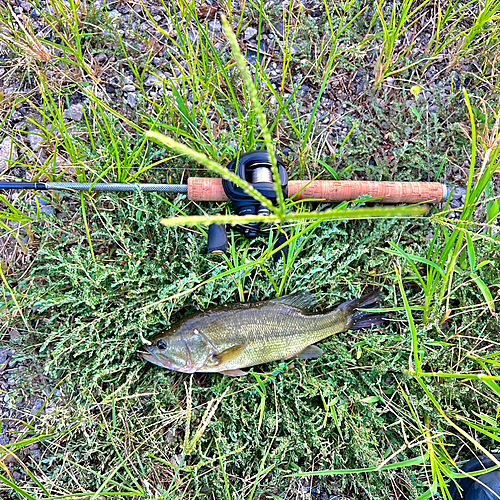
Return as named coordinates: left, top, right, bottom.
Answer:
left=157, top=339, right=167, bottom=350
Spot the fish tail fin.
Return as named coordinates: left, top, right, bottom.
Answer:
left=339, top=291, right=386, bottom=330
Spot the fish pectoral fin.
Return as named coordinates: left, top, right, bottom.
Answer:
left=213, top=344, right=246, bottom=365
left=218, top=369, right=247, bottom=377
left=270, top=290, right=318, bottom=311
left=296, top=345, right=324, bottom=359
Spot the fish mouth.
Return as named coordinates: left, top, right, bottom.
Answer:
left=139, top=349, right=171, bottom=369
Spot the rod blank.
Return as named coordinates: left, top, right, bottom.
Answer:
left=46, top=182, right=188, bottom=193
left=0, top=182, right=188, bottom=193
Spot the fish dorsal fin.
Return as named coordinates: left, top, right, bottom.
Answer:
left=270, top=290, right=318, bottom=311
left=213, top=344, right=246, bottom=365
left=219, top=369, right=247, bottom=377
left=296, top=345, right=324, bottom=359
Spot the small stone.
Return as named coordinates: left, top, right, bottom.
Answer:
left=451, top=186, right=466, bottom=200
left=30, top=398, right=44, bottom=415
left=356, top=78, right=366, bottom=94
left=107, top=10, right=120, bottom=21
left=28, top=128, right=44, bottom=150
left=40, top=205, right=55, bottom=215
left=127, top=93, right=136, bottom=108
left=144, top=71, right=165, bottom=88
left=122, top=84, right=135, bottom=92
left=63, top=103, right=84, bottom=122
left=208, top=19, right=221, bottom=32
left=244, top=26, right=258, bottom=39
left=245, top=49, right=257, bottom=65
left=95, top=52, right=107, bottom=63
left=4, top=394, right=10, bottom=403
left=32, top=196, right=50, bottom=206
left=273, top=22, right=283, bottom=37
left=0, top=136, right=18, bottom=171
left=0, top=349, right=11, bottom=364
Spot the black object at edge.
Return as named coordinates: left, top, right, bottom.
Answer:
left=449, top=454, right=500, bottom=500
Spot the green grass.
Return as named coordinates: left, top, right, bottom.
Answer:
left=1, top=0, right=500, bottom=498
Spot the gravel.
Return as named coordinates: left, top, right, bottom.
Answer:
left=144, top=71, right=165, bottom=88
left=127, top=92, right=137, bottom=108
left=0, top=136, right=17, bottom=171
left=40, top=205, right=56, bottom=215
left=451, top=186, right=467, bottom=200
left=244, top=26, right=258, bottom=40
left=273, top=22, right=283, bottom=37
left=27, top=128, right=44, bottom=150
left=0, top=349, right=12, bottom=365
left=63, top=103, right=84, bottom=122
left=95, top=52, right=107, bottom=63
left=245, top=49, right=260, bottom=65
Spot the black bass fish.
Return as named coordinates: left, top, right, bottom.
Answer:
left=142, top=291, right=384, bottom=376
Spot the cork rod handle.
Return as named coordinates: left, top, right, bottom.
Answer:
left=188, top=177, right=447, bottom=203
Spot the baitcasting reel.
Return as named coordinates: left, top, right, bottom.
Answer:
left=207, top=150, right=289, bottom=259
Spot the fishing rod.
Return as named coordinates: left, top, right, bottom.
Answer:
left=0, top=178, right=448, bottom=203
left=0, top=151, right=449, bottom=256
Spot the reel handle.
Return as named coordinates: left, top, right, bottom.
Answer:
left=188, top=178, right=447, bottom=204
left=207, top=223, right=228, bottom=255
